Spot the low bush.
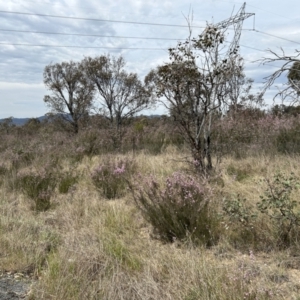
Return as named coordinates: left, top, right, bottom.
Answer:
left=222, top=194, right=263, bottom=250
left=130, top=172, right=219, bottom=245
left=222, top=172, right=300, bottom=250
left=222, top=194, right=257, bottom=227
left=0, top=163, right=7, bottom=174
left=17, top=168, right=58, bottom=211
left=276, top=125, right=300, bottom=154
left=91, top=157, right=136, bottom=199
left=0, top=164, right=7, bottom=186
left=58, top=170, right=79, bottom=194
left=257, top=172, right=300, bottom=247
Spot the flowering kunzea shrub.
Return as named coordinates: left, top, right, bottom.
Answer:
left=130, top=172, right=218, bottom=245
left=91, top=158, right=135, bottom=199
left=17, top=168, right=57, bottom=211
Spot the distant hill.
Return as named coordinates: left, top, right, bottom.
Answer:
left=0, top=114, right=163, bottom=126
left=0, top=116, right=47, bottom=126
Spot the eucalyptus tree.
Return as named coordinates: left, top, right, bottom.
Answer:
left=43, top=61, right=95, bottom=133
left=146, top=25, right=242, bottom=173
left=81, top=55, right=153, bottom=135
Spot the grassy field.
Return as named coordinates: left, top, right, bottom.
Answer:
left=1, top=145, right=300, bottom=299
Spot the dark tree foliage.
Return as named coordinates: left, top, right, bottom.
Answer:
left=272, top=104, right=300, bottom=117
left=0, top=117, right=15, bottom=134
left=288, top=61, right=300, bottom=96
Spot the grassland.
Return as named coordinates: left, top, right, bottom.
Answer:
left=1, top=144, right=300, bottom=299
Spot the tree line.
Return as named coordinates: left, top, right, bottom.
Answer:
left=43, top=21, right=300, bottom=175
left=43, top=55, right=154, bottom=135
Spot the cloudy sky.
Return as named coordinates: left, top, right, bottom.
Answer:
left=0, top=0, right=299, bottom=118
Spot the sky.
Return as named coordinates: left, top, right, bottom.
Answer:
left=0, top=0, right=299, bottom=118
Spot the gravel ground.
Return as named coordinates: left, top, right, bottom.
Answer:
left=0, top=273, right=32, bottom=300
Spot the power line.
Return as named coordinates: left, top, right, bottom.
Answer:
left=6, top=0, right=183, bottom=23
left=0, top=40, right=268, bottom=53
left=0, top=42, right=167, bottom=50
left=0, top=9, right=254, bottom=30
left=0, top=10, right=206, bottom=28
left=246, top=5, right=293, bottom=21
left=0, top=9, right=299, bottom=72
left=1, top=10, right=298, bottom=47
left=244, top=58, right=300, bottom=77
left=1, top=30, right=295, bottom=55
left=1, top=27, right=299, bottom=48
left=253, top=30, right=300, bottom=46
left=0, top=28, right=185, bottom=41
left=13, top=0, right=296, bottom=23
left=0, top=31, right=271, bottom=53
left=11, top=0, right=298, bottom=31
left=239, top=43, right=265, bottom=52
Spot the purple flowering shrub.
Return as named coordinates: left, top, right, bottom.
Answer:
left=130, top=172, right=219, bottom=245
left=16, top=167, right=58, bottom=211
left=91, top=157, right=136, bottom=199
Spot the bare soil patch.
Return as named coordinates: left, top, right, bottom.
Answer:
left=0, top=272, right=32, bottom=300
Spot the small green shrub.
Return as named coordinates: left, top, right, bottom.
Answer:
left=0, top=164, right=7, bottom=186
left=91, top=157, right=136, bottom=199
left=58, top=171, right=78, bottom=194
left=130, top=172, right=219, bottom=246
left=17, top=168, right=58, bottom=211
left=222, top=195, right=261, bottom=249
left=0, top=164, right=7, bottom=175
left=223, top=194, right=257, bottom=227
left=257, top=172, right=300, bottom=247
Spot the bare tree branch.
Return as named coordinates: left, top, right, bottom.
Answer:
left=260, top=48, right=300, bottom=104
